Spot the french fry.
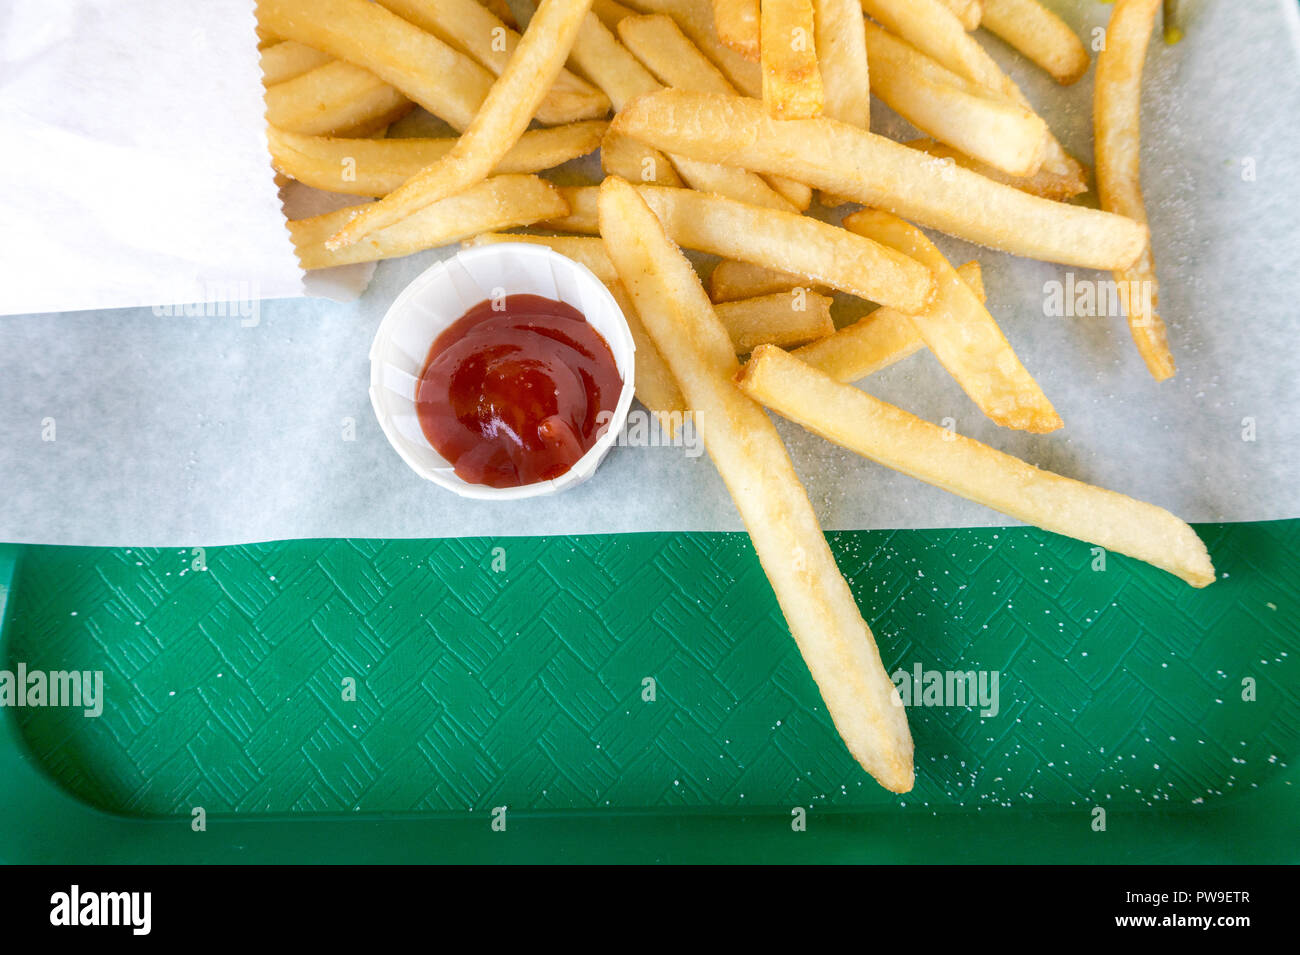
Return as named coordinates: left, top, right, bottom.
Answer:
left=611, top=90, right=1147, bottom=270
left=736, top=345, right=1215, bottom=588
left=939, top=0, right=982, bottom=30
left=791, top=260, right=984, bottom=382
left=375, top=0, right=609, bottom=124
left=624, top=0, right=763, bottom=97
left=543, top=184, right=933, bottom=310
left=259, top=40, right=332, bottom=86
left=464, top=233, right=621, bottom=283
left=713, top=0, right=760, bottom=61
left=761, top=174, right=815, bottom=212
left=1095, top=0, right=1175, bottom=381
left=639, top=185, right=934, bottom=311
left=593, top=0, right=638, bottom=26
left=562, top=5, right=662, bottom=108
left=709, top=260, right=819, bottom=301
left=980, top=0, right=1090, bottom=86
left=863, top=20, right=1048, bottom=177
left=858, top=0, right=1086, bottom=186
left=617, top=13, right=738, bottom=90
left=326, top=0, right=594, bottom=250
left=289, top=175, right=568, bottom=269
left=540, top=185, right=601, bottom=232
left=859, top=0, right=1008, bottom=96
left=598, top=175, right=916, bottom=792
left=714, top=290, right=835, bottom=352
left=257, top=0, right=496, bottom=133
left=601, top=130, right=687, bottom=186
left=906, top=137, right=1085, bottom=202
left=264, top=62, right=414, bottom=137
left=616, top=15, right=798, bottom=210
left=666, top=156, right=801, bottom=211
left=479, top=0, right=518, bottom=28
left=803, top=0, right=871, bottom=204
left=610, top=282, right=691, bottom=429
left=845, top=210, right=1060, bottom=433
left=613, top=12, right=810, bottom=209
left=269, top=122, right=605, bottom=196
left=953, top=259, right=985, bottom=303
left=760, top=0, right=825, bottom=118
left=813, top=0, right=871, bottom=128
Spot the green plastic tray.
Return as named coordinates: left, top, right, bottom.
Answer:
left=1, top=520, right=1295, bottom=863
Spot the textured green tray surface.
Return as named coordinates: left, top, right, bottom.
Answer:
left=4, top=521, right=1296, bottom=835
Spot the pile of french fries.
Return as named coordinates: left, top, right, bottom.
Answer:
left=258, top=0, right=1211, bottom=793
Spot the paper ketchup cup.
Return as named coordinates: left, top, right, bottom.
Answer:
left=369, top=243, right=636, bottom=500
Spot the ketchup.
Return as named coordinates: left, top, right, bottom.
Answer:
left=416, top=294, right=623, bottom=489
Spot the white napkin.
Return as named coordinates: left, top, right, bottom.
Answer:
left=0, top=0, right=366, bottom=316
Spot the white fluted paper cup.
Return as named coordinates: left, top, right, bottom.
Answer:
left=369, top=244, right=636, bottom=500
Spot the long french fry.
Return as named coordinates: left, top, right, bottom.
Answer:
left=713, top=0, right=760, bottom=61
left=264, top=61, right=413, bottom=137
left=289, top=175, right=568, bottom=269
left=376, top=0, right=609, bottom=124
left=845, top=210, right=1060, bottom=433
left=1095, top=0, right=1175, bottom=381
left=598, top=176, right=916, bottom=792
left=736, top=345, right=1215, bottom=588
left=905, top=137, right=1084, bottom=202
left=760, top=0, right=825, bottom=118
left=858, top=0, right=1085, bottom=186
left=791, top=260, right=983, bottom=382
left=863, top=20, right=1048, bottom=177
left=536, top=184, right=934, bottom=311
left=611, top=90, right=1147, bottom=270
left=859, top=0, right=1008, bottom=97
left=980, top=0, right=1090, bottom=85
left=257, top=0, right=496, bottom=132
left=813, top=0, right=871, bottom=128
left=642, top=186, right=933, bottom=311
left=268, top=122, right=605, bottom=196
left=327, top=0, right=594, bottom=249
left=259, top=40, right=332, bottom=85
